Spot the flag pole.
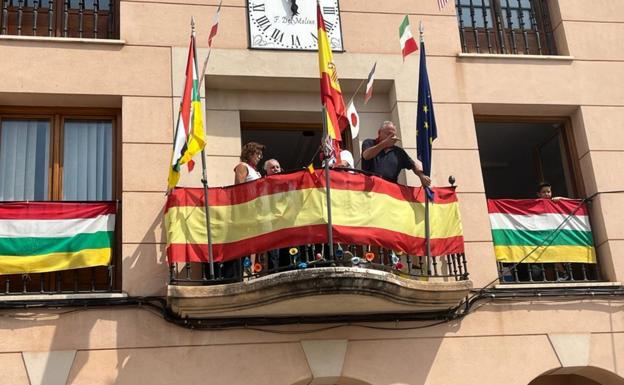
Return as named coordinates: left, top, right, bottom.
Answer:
left=419, top=20, right=432, bottom=272
left=192, top=17, right=216, bottom=279
left=198, top=49, right=212, bottom=90
left=346, top=78, right=367, bottom=106
left=321, top=107, right=335, bottom=260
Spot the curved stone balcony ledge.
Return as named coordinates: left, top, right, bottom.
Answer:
left=167, top=267, right=473, bottom=319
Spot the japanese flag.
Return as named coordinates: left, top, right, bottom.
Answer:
left=346, top=101, right=360, bottom=139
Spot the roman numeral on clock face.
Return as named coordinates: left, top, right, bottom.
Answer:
left=256, top=15, right=271, bottom=31
left=323, top=7, right=335, bottom=15
left=271, top=28, right=285, bottom=43
left=251, top=3, right=265, bottom=12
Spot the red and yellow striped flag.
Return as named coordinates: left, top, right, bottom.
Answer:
left=165, top=170, right=465, bottom=263
left=317, top=3, right=348, bottom=144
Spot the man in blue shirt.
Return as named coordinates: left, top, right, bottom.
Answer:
left=361, top=121, right=431, bottom=186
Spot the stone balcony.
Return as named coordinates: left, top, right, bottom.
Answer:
left=168, top=266, right=472, bottom=319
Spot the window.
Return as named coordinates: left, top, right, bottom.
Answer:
left=0, top=108, right=120, bottom=294
left=0, top=111, right=116, bottom=201
left=0, top=0, right=118, bottom=39
left=241, top=123, right=324, bottom=172
left=476, top=118, right=601, bottom=284
left=475, top=120, right=578, bottom=198
left=456, top=0, right=556, bottom=55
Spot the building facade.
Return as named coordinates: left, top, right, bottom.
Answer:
left=0, top=0, right=623, bottom=384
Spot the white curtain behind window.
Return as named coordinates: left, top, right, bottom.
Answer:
left=0, top=120, right=50, bottom=201
left=63, top=120, right=112, bottom=201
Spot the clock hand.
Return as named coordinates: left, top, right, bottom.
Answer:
left=290, top=0, right=299, bottom=16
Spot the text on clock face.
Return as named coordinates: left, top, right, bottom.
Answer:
left=273, top=16, right=315, bottom=26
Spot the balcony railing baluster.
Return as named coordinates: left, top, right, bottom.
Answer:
left=32, top=0, right=38, bottom=35
left=16, top=0, right=23, bottom=35
left=481, top=0, right=492, bottom=53
left=456, top=0, right=468, bottom=53
left=539, top=263, right=546, bottom=282
left=47, top=0, right=53, bottom=35
left=517, top=0, right=530, bottom=53
left=468, top=0, right=480, bottom=53
left=503, top=0, right=517, bottom=53
left=62, top=0, right=68, bottom=36
left=528, top=0, right=542, bottom=54
left=581, top=263, right=588, bottom=281
left=538, top=0, right=556, bottom=54
left=93, top=0, right=98, bottom=38
left=107, top=0, right=114, bottom=38
left=78, top=0, right=83, bottom=38
left=22, top=274, right=28, bottom=293
left=1, top=0, right=8, bottom=34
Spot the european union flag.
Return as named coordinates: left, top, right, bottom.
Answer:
left=416, top=39, right=437, bottom=199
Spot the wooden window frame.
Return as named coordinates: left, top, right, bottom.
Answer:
left=475, top=115, right=585, bottom=199
left=0, top=0, right=119, bottom=39
left=456, top=0, right=557, bottom=55
left=0, top=106, right=122, bottom=292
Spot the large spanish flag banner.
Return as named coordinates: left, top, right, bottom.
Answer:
left=488, top=199, right=596, bottom=263
left=317, top=3, right=348, bottom=143
left=0, top=202, right=116, bottom=274
left=165, top=170, right=464, bottom=263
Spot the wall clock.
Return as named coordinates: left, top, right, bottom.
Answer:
left=247, top=0, right=344, bottom=51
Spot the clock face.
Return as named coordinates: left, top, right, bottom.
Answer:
left=247, top=0, right=343, bottom=51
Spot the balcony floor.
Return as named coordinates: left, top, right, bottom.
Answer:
left=167, top=267, right=472, bottom=319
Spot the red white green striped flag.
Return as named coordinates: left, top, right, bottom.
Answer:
left=399, top=15, right=418, bottom=60
left=0, top=202, right=115, bottom=275
left=167, top=31, right=206, bottom=190
left=487, top=199, right=596, bottom=263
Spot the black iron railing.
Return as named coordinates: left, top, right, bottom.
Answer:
left=1, top=265, right=115, bottom=295
left=498, top=262, right=601, bottom=284
left=456, top=0, right=556, bottom=55
left=0, top=0, right=118, bottom=39
left=169, top=244, right=469, bottom=285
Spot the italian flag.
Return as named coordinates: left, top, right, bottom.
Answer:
left=399, top=15, right=418, bottom=59
left=488, top=199, right=596, bottom=263
left=0, top=202, right=115, bottom=275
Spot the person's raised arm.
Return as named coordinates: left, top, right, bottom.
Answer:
left=362, top=135, right=400, bottom=160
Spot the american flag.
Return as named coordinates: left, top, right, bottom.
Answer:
left=438, top=0, right=449, bottom=11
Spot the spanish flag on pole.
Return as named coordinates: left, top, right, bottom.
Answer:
left=167, top=30, right=206, bottom=190
left=317, top=3, right=348, bottom=145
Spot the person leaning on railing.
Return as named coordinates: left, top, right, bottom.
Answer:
left=234, top=142, right=265, bottom=184
left=361, top=121, right=431, bottom=187
left=536, top=181, right=572, bottom=281
left=263, top=158, right=292, bottom=271
left=219, top=142, right=266, bottom=280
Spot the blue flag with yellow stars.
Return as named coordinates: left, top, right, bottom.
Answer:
left=416, top=39, right=437, bottom=200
